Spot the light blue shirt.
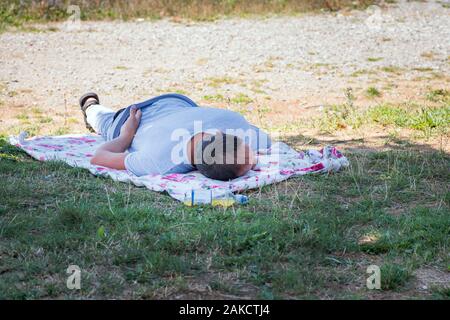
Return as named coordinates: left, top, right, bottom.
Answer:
left=124, top=97, right=271, bottom=176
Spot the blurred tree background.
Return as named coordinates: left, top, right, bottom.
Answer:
left=0, top=0, right=377, bottom=28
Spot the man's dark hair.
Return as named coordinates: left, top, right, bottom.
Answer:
left=195, top=132, right=247, bottom=181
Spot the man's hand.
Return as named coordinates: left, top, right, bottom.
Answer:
left=90, top=106, right=142, bottom=170
left=121, top=106, right=142, bottom=138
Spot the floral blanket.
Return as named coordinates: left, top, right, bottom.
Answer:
left=9, top=133, right=349, bottom=204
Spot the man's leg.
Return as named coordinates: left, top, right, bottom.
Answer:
left=79, top=92, right=117, bottom=140
left=85, top=104, right=115, bottom=140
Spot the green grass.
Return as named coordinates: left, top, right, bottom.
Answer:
left=202, top=93, right=254, bottom=105
left=413, top=67, right=434, bottom=72
left=431, top=286, right=450, bottom=299
left=0, top=137, right=448, bottom=299
left=231, top=93, right=253, bottom=105
left=317, top=88, right=363, bottom=132
left=426, top=89, right=449, bottom=103
left=16, top=113, right=29, bottom=121
left=317, top=100, right=450, bottom=137
left=366, top=87, right=382, bottom=98
left=207, top=77, right=239, bottom=88
left=157, top=88, right=188, bottom=95
left=203, top=94, right=226, bottom=103
left=350, top=69, right=378, bottom=77
left=380, top=264, right=411, bottom=290
left=368, top=103, right=450, bottom=136
left=114, top=65, right=130, bottom=71
left=317, top=104, right=363, bottom=132
left=381, top=66, right=403, bottom=75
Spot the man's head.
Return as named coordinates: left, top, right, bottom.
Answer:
left=194, top=132, right=256, bottom=181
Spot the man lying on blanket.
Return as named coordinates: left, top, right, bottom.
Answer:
left=79, top=93, right=272, bottom=181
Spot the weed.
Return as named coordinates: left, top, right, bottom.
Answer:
left=203, top=94, right=226, bottom=103
left=207, top=77, right=239, bottom=88
left=426, top=89, right=449, bottom=103
left=231, top=93, right=253, bottom=105
left=380, top=264, right=411, bottom=290
left=351, top=69, right=377, bottom=77
left=366, top=87, right=382, bottom=98
left=381, top=66, right=403, bottom=75
left=413, top=67, right=434, bottom=72
left=317, top=88, right=364, bottom=132
left=367, top=57, right=383, bottom=62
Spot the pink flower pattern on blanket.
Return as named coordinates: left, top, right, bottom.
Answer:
left=9, top=133, right=349, bottom=203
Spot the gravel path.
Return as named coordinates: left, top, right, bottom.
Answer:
left=0, top=0, right=449, bottom=119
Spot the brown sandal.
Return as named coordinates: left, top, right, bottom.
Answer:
left=79, top=92, right=99, bottom=133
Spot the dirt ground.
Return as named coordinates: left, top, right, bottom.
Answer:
left=0, top=0, right=449, bottom=150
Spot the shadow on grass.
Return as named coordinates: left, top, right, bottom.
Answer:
left=282, top=131, right=448, bottom=154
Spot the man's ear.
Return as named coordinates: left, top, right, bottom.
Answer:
left=214, top=131, right=224, bottom=141
left=193, top=133, right=212, bottom=165
left=202, top=133, right=224, bottom=165
left=193, top=139, right=204, bottom=165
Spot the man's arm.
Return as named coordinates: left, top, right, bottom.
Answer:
left=90, top=106, right=142, bottom=169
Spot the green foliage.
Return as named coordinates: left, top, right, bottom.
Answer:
left=0, top=0, right=378, bottom=31
left=0, top=0, right=69, bottom=32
